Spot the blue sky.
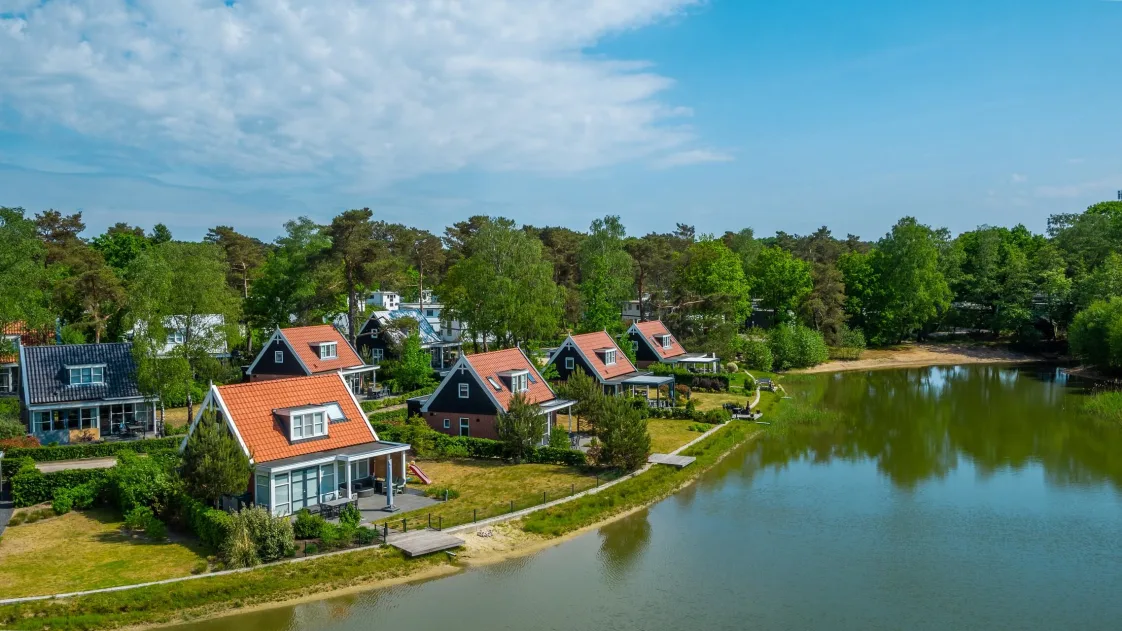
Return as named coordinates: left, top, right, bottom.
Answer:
left=0, top=0, right=1119, bottom=242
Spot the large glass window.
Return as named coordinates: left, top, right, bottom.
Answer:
left=459, top=418, right=470, bottom=437
left=371, top=348, right=384, bottom=361
left=350, top=459, right=370, bottom=481
left=33, top=411, right=52, bottom=433
left=0, top=368, right=12, bottom=393
left=320, top=464, right=336, bottom=500
left=80, top=407, right=99, bottom=429
left=273, top=473, right=290, bottom=516
left=255, top=474, right=270, bottom=509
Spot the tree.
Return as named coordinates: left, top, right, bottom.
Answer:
left=326, top=209, right=383, bottom=346
left=246, top=217, right=338, bottom=331
left=34, top=209, right=86, bottom=266
left=722, top=228, right=763, bottom=277
left=0, top=207, right=50, bottom=337
left=670, top=237, right=751, bottom=358
left=149, top=223, right=173, bottom=245
left=91, top=223, right=151, bottom=271
left=748, top=246, right=812, bottom=322
left=1069, top=298, right=1122, bottom=373
left=181, top=410, right=252, bottom=506
left=205, top=226, right=268, bottom=302
left=70, top=254, right=126, bottom=343
left=591, top=396, right=650, bottom=470
left=496, top=393, right=547, bottom=462
left=865, top=217, right=953, bottom=344
left=440, top=217, right=563, bottom=349
left=625, top=234, right=676, bottom=322
left=578, top=216, right=634, bottom=332
left=1075, top=252, right=1122, bottom=311
left=393, top=330, right=433, bottom=392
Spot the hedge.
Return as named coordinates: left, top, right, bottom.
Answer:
left=647, top=365, right=734, bottom=390
left=370, top=421, right=585, bottom=466
left=11, top=461, right=111, bottom=508
left=2, top=436, right=181, bottom=463
left=166, top=491, right=234, bottom=551
left=367, top=408, right=408, bottom=424
left=360, top=386, right=437, bottom=412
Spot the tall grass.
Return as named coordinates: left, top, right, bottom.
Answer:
left=1081, top=391, right=1122, bottom=427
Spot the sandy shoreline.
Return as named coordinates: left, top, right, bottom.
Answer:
left=793, top=343, right=1043, bottom=374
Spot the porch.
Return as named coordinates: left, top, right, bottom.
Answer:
left=671, top=353, right=721, bottom=373
left=254, top=441, right=414, bottom=517
left=27, top=400, right=158, bottom=444
left=605, top=373, right=677, bottom=408
left=426, top=343, right=461, bottom=375
left=341, top=365, right=380, bottom=399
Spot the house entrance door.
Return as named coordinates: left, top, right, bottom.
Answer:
left=290, top=467, right=321, bottom=511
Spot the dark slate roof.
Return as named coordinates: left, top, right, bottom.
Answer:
left=22, top=342, right=144, bottom=405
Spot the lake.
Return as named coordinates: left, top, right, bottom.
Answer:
left=174, top=365, right=1122, bottom=631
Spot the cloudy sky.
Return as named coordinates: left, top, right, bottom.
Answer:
left=0, top=0, right=1119, bottom=241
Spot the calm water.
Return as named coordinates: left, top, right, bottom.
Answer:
left=176, top=365, right=1122, bottom=631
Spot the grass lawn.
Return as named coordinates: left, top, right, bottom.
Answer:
left=647, top=418, right=701, bottom=453
left=162, top=406, right=191, bottom=429
left=0, top=508, right=208, bottom=599
left=378, top=459, right=598, bottom=529
left=690, top=391, right=756, bottom=412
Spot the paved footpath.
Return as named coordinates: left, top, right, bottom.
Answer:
left=36, top=457, right=117, bottom=473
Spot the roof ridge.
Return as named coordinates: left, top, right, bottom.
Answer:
left=219, top=373, right=340, bottom=390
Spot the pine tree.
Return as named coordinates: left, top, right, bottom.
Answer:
left=182, top=410, right=252, bottom=505
left=496, top=393, right=547, bottom=462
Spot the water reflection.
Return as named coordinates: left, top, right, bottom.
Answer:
left=597, top=508, right=652, bottom=585
left=761, top=365, right=1122, bottom=491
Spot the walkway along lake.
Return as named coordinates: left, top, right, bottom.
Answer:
left=174, top=365, right=1122, bottom=631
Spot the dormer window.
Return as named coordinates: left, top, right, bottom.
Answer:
left=658, top=334, right=672, bottom=349
left=317, top=342, right=337, bottom=359
left=68, top=365, right=105, bottom=385
left=497, top=369, right=530, bottom=393
left=603, top=349, right=617, bottom=365
left=288, top=409, right=327, bottom=441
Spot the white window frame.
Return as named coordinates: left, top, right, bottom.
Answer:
left=371, top=348, right=384, bottom=361
left=274, top=350, right=284, bottom=363
left=513, top=373, right=528, bottom=392
left=459, top=418, right=470, bottom=437
left=0, top=368, right=11, bottom=393
left=32, top=410, right=52, bottom=433
left=661, top=335, right=672, bottom=349
left=350, top=459, right=370, bottom=482
left=319, top=342, right=338, bottom=359
left=631, top=341, right=639, bottom=352
left=459, top=383, right=470, bottom=398
left=255, top=474, right=271, bottom=510
left=68, top=365, right=105, bottom=385
left=443, top=418, right=451, bottom=429
left=604, top=350, right=616, bottom=365
left=565, top=357, right=574, bottom=370
left=290, top=410, right=327, bottom=441
left=80, top=407, right=99, bottom=430
left=273, top=473, right=291, bottom=517
left=166, top=330, right=185, bottom=345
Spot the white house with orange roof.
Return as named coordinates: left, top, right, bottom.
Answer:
left=182, top=373, right=411, bottom=517
left=627, top=320, right=721, bottom=372
left=244, top=324, right=378, bottom=397
left=544, top=331, right=676, bottom=407
left=412, top=347, right=574, bottom=442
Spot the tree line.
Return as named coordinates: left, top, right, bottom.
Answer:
left=3, top=199, right=1122, bottom=381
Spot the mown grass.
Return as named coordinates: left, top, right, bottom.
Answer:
left=373, top=459, right=599, bottom=530
left=647, top=418, right=701, bottom=453
left=520, top=421, right=759, bottom=537
left=0, top=547, right=447, bottom=631
left=0, top=508, right=208, bottom=599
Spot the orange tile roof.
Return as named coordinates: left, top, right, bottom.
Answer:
left=466, top=348, right=556, bottom=412
left=570, top=331, right=637, bottom=380
left=280, top=325, right=366, bottom=374
left=1, top=321, right=52, bottom=364
left=216, top=373, right=377, bottom=463
left=634, top=320, right=687, bottom=359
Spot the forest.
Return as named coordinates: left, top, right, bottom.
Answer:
left=3, top=199, right=1122, bottom=398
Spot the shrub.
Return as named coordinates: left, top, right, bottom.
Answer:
left=180, top=411, right=251, bottom=505
left=1, top=436, right=181, bottom=464
left=125, top=506, right=156, bottom=531
left=768, top=323, right=829, bottom=370
left=1070, top=298, right=1122, bottom=371
left=319, top=522, right=343, bottom=549
left=104, top=450, right=178, bottom=514
left=702, top=409, right=731, bottom=425
left=353, top=526, right=378, bottom=546
left=69, top=479, right=104, bottom=509
left=0, top=416, right=29, bottom=441
left=304, top=543, right=320, bottom=555
left=51, top=487, right=74, bottom=515
left=674, top=384, right=692, bottom=400
left=548, top=427, right=571, bottom=449
left=338, top=503, right=362, bottom=529
left=191, top=560, right=209, bottom=575
left=145, top=518, right=168, bottom=541
left=293, top=509, right=327, bottom=540
left=166, top=492, right=233, bottom=550
left=222, top=506, right=295, bottom=567
left=741, top=336, right=774, bottom=372
left=591, top=396, right=650, bottom=471
left=11, top=465, right=109, bottom=508
left=743, top=374, right=757, bottom=392
left=725, top=362, right=739, bottom=373
left=0, top=436, right=40, bottom=450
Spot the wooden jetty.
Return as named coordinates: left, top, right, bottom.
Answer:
left=386, top=529, right=465, bottom=557
left=647, top=453, right=697, bottom=468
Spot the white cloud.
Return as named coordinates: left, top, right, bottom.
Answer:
left=1034, top=175, right=1121, bottom=199
left=652, top=149, right=733, bottom=169
left=0, top=0, right=715, bottom=187
left=1010, top=173, right=1027, bottom=184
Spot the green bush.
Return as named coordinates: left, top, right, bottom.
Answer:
left=548, top=428, right=570, bottom=450
left=304, top=542, right=320, bottom=555
left=166, top=491, right=234, bottom=550
left=146, top=518, right=168, bottom=541
left=104, top=450, right=178, bottom=514
left=367, top=409, right=408, bottom=424
left=701, top=409, right=731, bottom=424
left=11, top=465, right=109, bottom=508
left=125, top=506, right=156, bottom=531
left=0, top=415, right=26, bottom=440
left=1, top=436, right=181, bottom=463
left=768, top=323, right=829, bottom=370
left=353, top=526, right=378, bottom=546
left=319, top=522, right=343, bottom=549
left=338, top=503, right=361, bottom=529
left=222, top=506, right=295, bottom=567
left=51, top=487, right=74, bottom=515
left=1070, top=298, right=1122, bottom=371
left=423, top=486, right=461, bottom=500
left=741, top=336, right=774, bottom=372
left=293, top=509, right=327, bottom=540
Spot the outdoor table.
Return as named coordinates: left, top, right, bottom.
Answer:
left=322, top=496, right=356, bottom=519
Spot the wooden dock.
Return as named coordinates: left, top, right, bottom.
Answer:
left=386, top=529, right=465, bottom=557
left=647, top=453, right=697, bottom=468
